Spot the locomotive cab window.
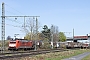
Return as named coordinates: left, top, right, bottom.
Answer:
left=10, top=42, right=16, bottom=44
left=22, top=42, right=25, bottom=44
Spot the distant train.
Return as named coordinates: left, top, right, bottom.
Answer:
left=54, top=42, right=89, bottom=49
left=8, top=39, right=35, bottom=50
left=65, top=42, right=89, bottom=49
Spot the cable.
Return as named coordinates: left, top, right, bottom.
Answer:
left=6, top=10, right=18, bottom=15
left=0, top=4, right=17, bottom=15
left=0, top=21, right=22, bottom=28
left=5, top=3, right=24, bottom=15
left=6, top=17, right=23, bottom=24
left=0, top=8, right=17, bottom=15
left=6, top=24, right=22, bottom=28
left=3, top=17, right=30, bottom=33
left=6, top=17, right=27, bottom=30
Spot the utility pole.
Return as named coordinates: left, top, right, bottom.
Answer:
left=73, top=28, right=74, bottom=42
left=30, top=18, right=33, bottom=41
left=51, top=25, right=54, bottom=49
left=1, top=2, right=5, bottom=53
left=24, top=16, right=25, bottom=29
left=35, top=17, right=38, bottom=50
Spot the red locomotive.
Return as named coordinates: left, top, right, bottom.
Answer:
left=8, top=39, right=35, bottom=50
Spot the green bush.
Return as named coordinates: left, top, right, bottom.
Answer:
left=5, top=41, right=9, bottom=47
left=41, top=42, right=51, bottom=49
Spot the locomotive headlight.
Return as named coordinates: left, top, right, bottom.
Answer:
left=9, top=44, right=16, bottom=47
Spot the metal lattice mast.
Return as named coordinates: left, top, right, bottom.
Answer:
left=1, top=2, right=5, bottom=53
left=1, top=2, right=40, bottom=52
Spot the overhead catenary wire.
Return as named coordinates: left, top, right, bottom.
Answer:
left=0, top=6, right=18, bottom=19
left=0, top=3, right=24, bottom=28
left=5, top=3, right=25, bottom=15
left=1, top=3, right=40, bottom=36
left=3, top=17, right=29, bottom=33
left=2, top=3, right=40, bottom=30
left=5, top=23, right=29, bottom=34
left=5, top=17, right=35, bottom=28
left=5, top=10, right=18, bottom=15
left=0, top=21, right=22, bottom=28
left=4, top=4, right=40, bottom=17
left=6, top=17, right=23, bottom=24
left=0, top=4, right=21, bottom=16
left=0, top=20, right=27, bottom=37
left=1, top=3, right=40, bottom=52
left=6, top=24, right=22, bottom=28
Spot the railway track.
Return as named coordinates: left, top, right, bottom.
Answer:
left=0, top=48, right=69, bottom=59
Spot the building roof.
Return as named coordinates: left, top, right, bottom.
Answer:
left=74, top=36, right=88, bottom=39
left=66, top=36, right=88, bottom=41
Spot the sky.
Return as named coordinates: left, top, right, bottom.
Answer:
left=0, top=0, right=90, bottom=39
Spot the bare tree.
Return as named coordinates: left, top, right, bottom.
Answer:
left=22, top=17, right=41, bottom=40
left=50, top=25, right=59, bottom=42
left=55, top=26, right=59, bottom=41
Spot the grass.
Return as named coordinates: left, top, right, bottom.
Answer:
left=20, top=49, right=90, bottom=60
left=45, top=49, right=90, bottom=60
left=82, top=54, right=90, bottom=60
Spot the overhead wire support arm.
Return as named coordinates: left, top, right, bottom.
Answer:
left=2, top=16, right=40, bottom=17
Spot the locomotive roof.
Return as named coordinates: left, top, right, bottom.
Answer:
left=10, top=38, right=32, bottom=42
left=15, top=38, right=28, bottom=40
